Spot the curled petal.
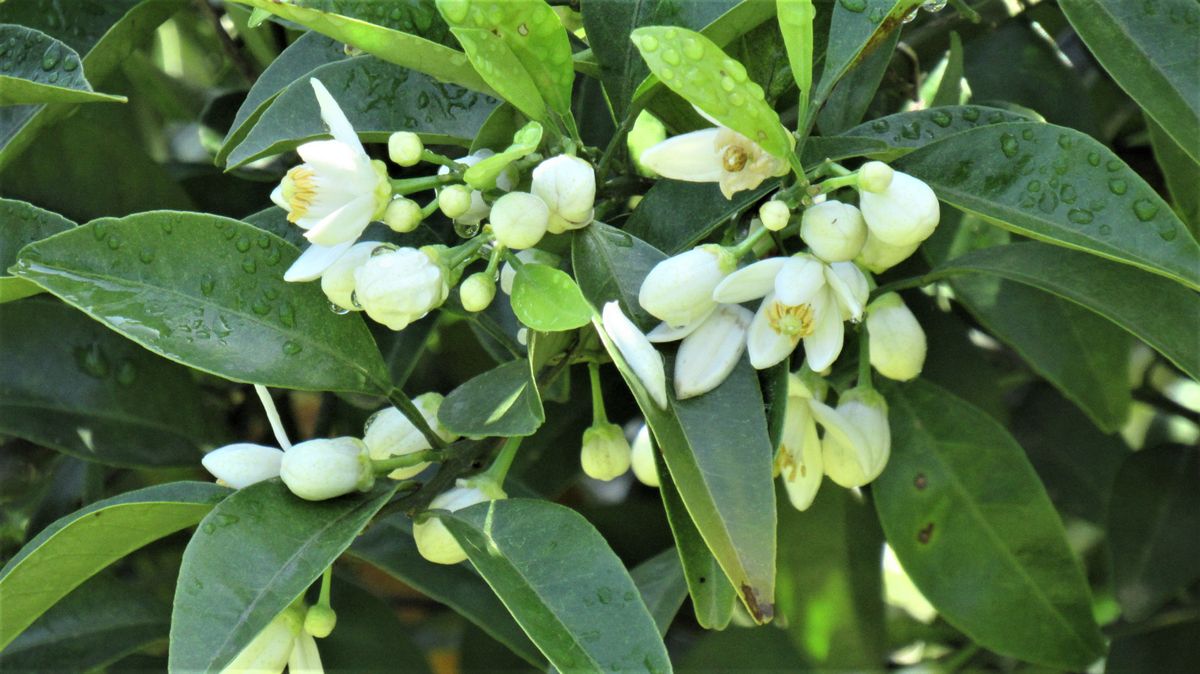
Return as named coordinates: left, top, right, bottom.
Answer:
left=824, top=262, right=869, bottom=322
left=304, top=194, right=376, bottom=247
left=284, top=240, right=355, bottom=282
left=639, top=129, right=724, bottom=182
left=674, top=304, right=752, bottom=399
left=601, top=302, right=669, bottom=408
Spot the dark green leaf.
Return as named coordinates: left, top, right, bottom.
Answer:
left=0, top=297, right=217, bottom=467
left=1108, top=445, right=1200, bottom=621
left=1107, top=617, right=1200, bottom=674
left=0, top=197, right=74, bottom=303
left=927, top=241, right=1200, bottom=381
left=629, top=548, right=689, bottom=636
left=676, top=626, right=803, bottom=672
left=13, top=212, right=390, bottom=394
left=572, top=222, right=666, bottom=330
left=816, top=29, right=898, bottom=135
left=1060, top=0, right=1200, bottom=164
left=439, top=359, right=545, bottom=437
left=624, top=182, right=770, bottom=256
left=226, top=55, right=498, bottom=168
left=777, top=488, right=885, bottom=668
left=510, top=264, right=593, bottom=332
left=873, top=379, right=1104, bottom=670
left=0, top=481, right=228, bottom=650
left=929, top=32, right=964, bottom=109
left=895, top=122, right=1200, bottom=289
left=0, top=25, right=124, bottom=105
left=440, top=499, right=671, bottom=673
left=813, top=0, right=908, bottom=110
left=318, top=578, right=433, bottom=674
left=1146, top=114, right=1200, bottom=236
left=349, top=513, right=545, bottom=668
left=169, top=480, right=397, bottom=673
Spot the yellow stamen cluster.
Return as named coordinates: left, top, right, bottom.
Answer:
left=281, top=166, right=317, bottom=222
left=775, top=446, right=805, bottom=481
left=766, top=301, right=814, bottom=337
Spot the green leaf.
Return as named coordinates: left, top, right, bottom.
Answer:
left=217, top=32, right=347, bottom=166
left=929, top=32, right=965, bottom=108
left=777, top=488, right=885, bottom=669
left=510, top=263, right=593, bottom=332
left=0, top=297, right=217, bottom=467
left=440, top=499, right=671, bottom=673
left=895, top=122, right=1200, bottom=289
left=439, top=359, right=545, bottom=437
left=801, top=105, right=1035, bottom=166
left=318, top=578, right=433, bottom=673
left=624, top=182, right=771, bottom=255
left=225, top=55, right=499, bottom=168
left=629, top=549, right=689, bottom=636
left=653, top=446, right=735, bottom=630
left=1146, top=114, right=1200, bottom=236
left=437, top=0, right=574, bottom=120
left=226, top=0, right=492, bottom=95
left=814, top=0, right=910, bottom=110
left=574, top=224, right=777, bottom=623
left=169, top=480, right=398, bottom=673
left=12, top=212, right=391, bottom=394
left=816, top=29, right=899, bottom=135
left=927, top=241, right=1200, bottom=381
left=0, top=481, right=228, bottom=650
left=1107, top=617, right=1200, bottom=673
left=676, top=626, right=803, bottom=671
left=1059, top=0, right=1200, bottom=164
left=0, top=25, right=125, bottom=105
left=873, top=379, right=1104, bottom=669
left=0, top=197, right=74, bottom=303
left=777, top=0, right=816, bottom=115
left=0, top=573, right=168, bottom=672
left=1108, top=445, right=1200, bottom=622
left=348, top=513, right=545, bottom=668
left=463, top=121, right=542, bottom=189
left=448, top=27, right=547, bottom=122
left=0, top=0, right=186, bottom=171
left=631, top=26, right=793, bottom=159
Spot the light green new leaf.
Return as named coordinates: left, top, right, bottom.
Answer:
left=440, top=499, right=671, bottom=673
left=874, top=379, right=1104, bottom=670
left=439, top=359, right=545, bottom=437
left=777, top=0, right=816, bottom=119
left=631, top=26, right=793, bottom=159
left=449, top=27, right=547, bottom=122
left=12, top=212, right=390, bottom=395
left=169, top=481, right=397, bottom=673
left=511, top=263, right=592, bottom=332
left=1060, top=0, right=1200, bottom=164
left=0, top=25, right=125, bottom=105
left=0, top=482, right=229, bottom=650
left=895, top=122, right=1200, bottom=289
left=227, top=0, right=491, bottom=94
left=0, top=197, right=74, bottom=303
left=463, top=121, right=542, bottom=189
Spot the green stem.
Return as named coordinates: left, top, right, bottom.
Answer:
left=857, top=322, right=874, bottom=390
left=478, top=437, right=522, bottom=485
left=814, top=172, right=859, bottom=195
left=318, top=565, right=333, bottom=607
left=484, top=243, right=506, bottom=276
left=386, top=388, right=447, bottom=449
left=947, top=0, right=981, bottom=23
left=730, top=225, right=773, bottom=259
left=421, top=197, right=439, bottom=219
left=444, top=234, right=491, bottom=269
left=372, top=449, right=444, bottom=475
left=390, top=174, right=454, bottom=196
left=420, top=149, right=461, bottom=169
left=596, top=100, right=647, bottom=183
left=941, top=642, right=981, bottom=673
left=588, top=362, right=607, bottom=425
left=869, top=272, right=939, bottom=300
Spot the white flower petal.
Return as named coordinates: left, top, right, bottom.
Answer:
left=288, top=633, right=324, bottom=674
left=809, top=399, right=874, bottom=487
left=712, top=257, right=787, bottom=303
left=310, top=78, right=364, bottom=155
left=802, top=291, right=845, bottom=371
left=774, top=255, right=826, bottom=306
left=296, top=140, right=368, bottom=180
left=601, top=302, right=668, bottom=408
left=779, top=396, right=822, bottom=511
left=746, top=293, right=800, bottom=369
left=823, top=262, right=868, bottom=322
left=674, top=304, right=751, bottom=399
left=639, top=129, right=724, bottom=182
left=284, top=240, right=356, bottom=282
left=271, top=184, right=289, bottom=211
left=304, top=194, right=376, bottom=246
left=201, top=443, right=283, bottom=489
left=646, top=316, right=706, bottom=343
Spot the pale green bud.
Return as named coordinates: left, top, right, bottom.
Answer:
left=414, top=479, right=507, bottom=565
left=867, top=293, right=926, bottom=381
left=800, top=200, right=867, bottom=262
left=303, top=604, right=337, bottom=638
left=201, top=443, right=282, bottom=489
left=460, top=272, right=497, bottom=312
left=638, top=244, right=735, bottom=329
left=857, top=161, right=894, bottom=193
left=859, top=171, right=940, bottom=246
left=630, top=424, right=659, bottom=487
left=364, top=393, right=456, bottom=480
left=580, top=422, right=632, bottom=481
left=388, top=131, right=423, bottom=167
left=490, top=191, right=549, bottom=250
left=438, top=184, right=474, bottom=219
left=384, top=197, right=423, bottom=233
left=759, top=200, right=791, bottom=232
left=280, top=437, right=374, bottom=501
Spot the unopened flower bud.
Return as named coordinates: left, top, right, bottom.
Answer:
left=810, top=387, right=890, bottom=488
left=438, top=149, right=515, bottom=225
left=280, top=437, right=374, bottom=501
left=438, top=184, right=474, bottom=220
left=532, top=154, right=596, bottom=234
left=857, top=161, right=894, bottom=193
left=673, top=304, right=752, bottom=399
left=364, top=393, right=457, bottom=480
left=490, top=192, right=549, bottom=250
left=457, top=273, right=494, bottom=312
left=580, top=422, right=632, bottom=481
left=867, top=293, right=926, bottom=381
left=500, top=249, right=560, bottom=295
left=601, top=301, right=668, bottom=409
left=855, top=231, right=920, bottom=274
left=759, top=200, right=791, bottom=232
left=414, top=478, right=507, bottom=565
left=384, top=197, right=423, bottom=233
left=859, top=171, right=940, bottom=246
left=303, top=604, right=337, bottom=638
left=800, top=200, right=867, bottom=262
left=630, top=424, right=660, bottom=487
left=201, top=443, right=283, bottom=489
left=319, top=241, right=379, bottom=311
left=354, top=247, right=448, bottom=330
left=638, top=245, right=735, bottom=329
left=388, top=131, right=423, bottom=167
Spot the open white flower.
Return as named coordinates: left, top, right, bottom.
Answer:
left=202, top=443, right=283, bottom=489
left=364, top=393, right=458, bottom=480
left=273, top=79, right=391, bottom=283
left=649, top=303, right=752, bottom=399
left=600, top=302, right=668, bottom=408
left=776, top=375, right=823, bottom=511
left=809, top=386, right=890, bottom=488
left=640, top=123, right=788, bottom=199
left=638, top=245, right=735, bottom=329
left=713, top=254, right=869, bottom=370
left=858, top=170, right=940, bottom=247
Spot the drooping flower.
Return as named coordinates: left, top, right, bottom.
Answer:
left=809, top=386, right=891, bottom=488
left=776, top=375, right=823, bottom=511
left=713, top=254, right=869, bottom=370
left=353, top=247, right=449, bottom=330
left=639, top=123, right=788, bottom=199
left=272, top=79, right=391, bottom=283
left=649, top=303, right=752, bottom=399
left=363, top=393, right=458, bottom=480
left=580, top=422, right=632, bottom=481
left=638, top=244, right=736, bottom=329
left=600, top=301, right=668, bottom=408
left=414, top=478, right=507, bottom=565
left=858, top=170, right=940, bottom=247
left=201, top=443, right=283, bottom=489
left=279, top=437, right=374, bottom=501
left=867, top=293, right=927, bottom=381
left=531, top=154, right=596, bottom=234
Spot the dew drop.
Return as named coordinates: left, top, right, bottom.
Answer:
left=161, top=220, right=173, bottom=233
left=1038, top=191, right=1059, bottom=213
left=1059, top=184, right=1077, bottom=204
left=999, top=133, right=1019, bottom=158
left=659, top=67, right=674, bottom=80
left=282, top=340, right=303, bottom=355
left=1132, top=198, right=1159, bottom=221
left=116, top=361, right=136, bottom=386
left=1087, top=152, right=1101, bottom=167
left=330, top=303, right=350, bottom=315
left=871, top=120, right=889, bottom=133
left=41, top=53, right=58, bottom=70
left=74, top=343, right=110, bottom=378
left=1057, top=134, right=1073, bottom=149
left=1067, top=208, right=1093, bottom=224
left=278, top=302, right=296, bottom=328
left=200, top=274, right=216, bottom=296
left=1106, top=159, right=1122, bottom=172
left=1021, top=128, right=1034, bottom=141
left=139, top=248, right=155, bottom=263
left=870, top=7, right=886, bottom=22
left=235, top=237, right=251, bottom=253
left=265, top=248, right=282, bottom=266
left=106, top=236, right=121, bottom=250
left=251, top=299, right=271, bottom=316
left=931, top=111, right=952, bottom=127
left=728, top=92, right=745, bottom=107
left=683, top=38, right=704, bottom=60
left=242, top=258, right=257, bottom=274
left=901, top=122, right=921, bottom=140
left=637, top=35, right=659, bottom=52
left=223, top=228, right=238, bottom=241
left=662, top=48, right=681, bottom=66
left=1026, top=180, right=1042, bottom=193
left=1098, top=224, right=1112, bottom=236
left=1158, top=222, right=1177, bottom=241
left=92, top=222, right=108, bottom=240
left=720, top=76, right=735, bottom=92
left=961, top=108, right=980, bottom=122
left=1108, top=178, right=1127, bottom=195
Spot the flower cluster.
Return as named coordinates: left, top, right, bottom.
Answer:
left=270, top=79, right=597, bottom=332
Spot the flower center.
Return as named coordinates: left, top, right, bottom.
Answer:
left=722, top=145, right=749, bottom=172
left=281, top=166, right=317, bottom=222
left=775, top=447, right=804, bottom=481
left=766, top=301, right=814, bottom=337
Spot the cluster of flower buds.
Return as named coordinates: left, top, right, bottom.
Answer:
left=269, top=78, right=597, bottom=332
